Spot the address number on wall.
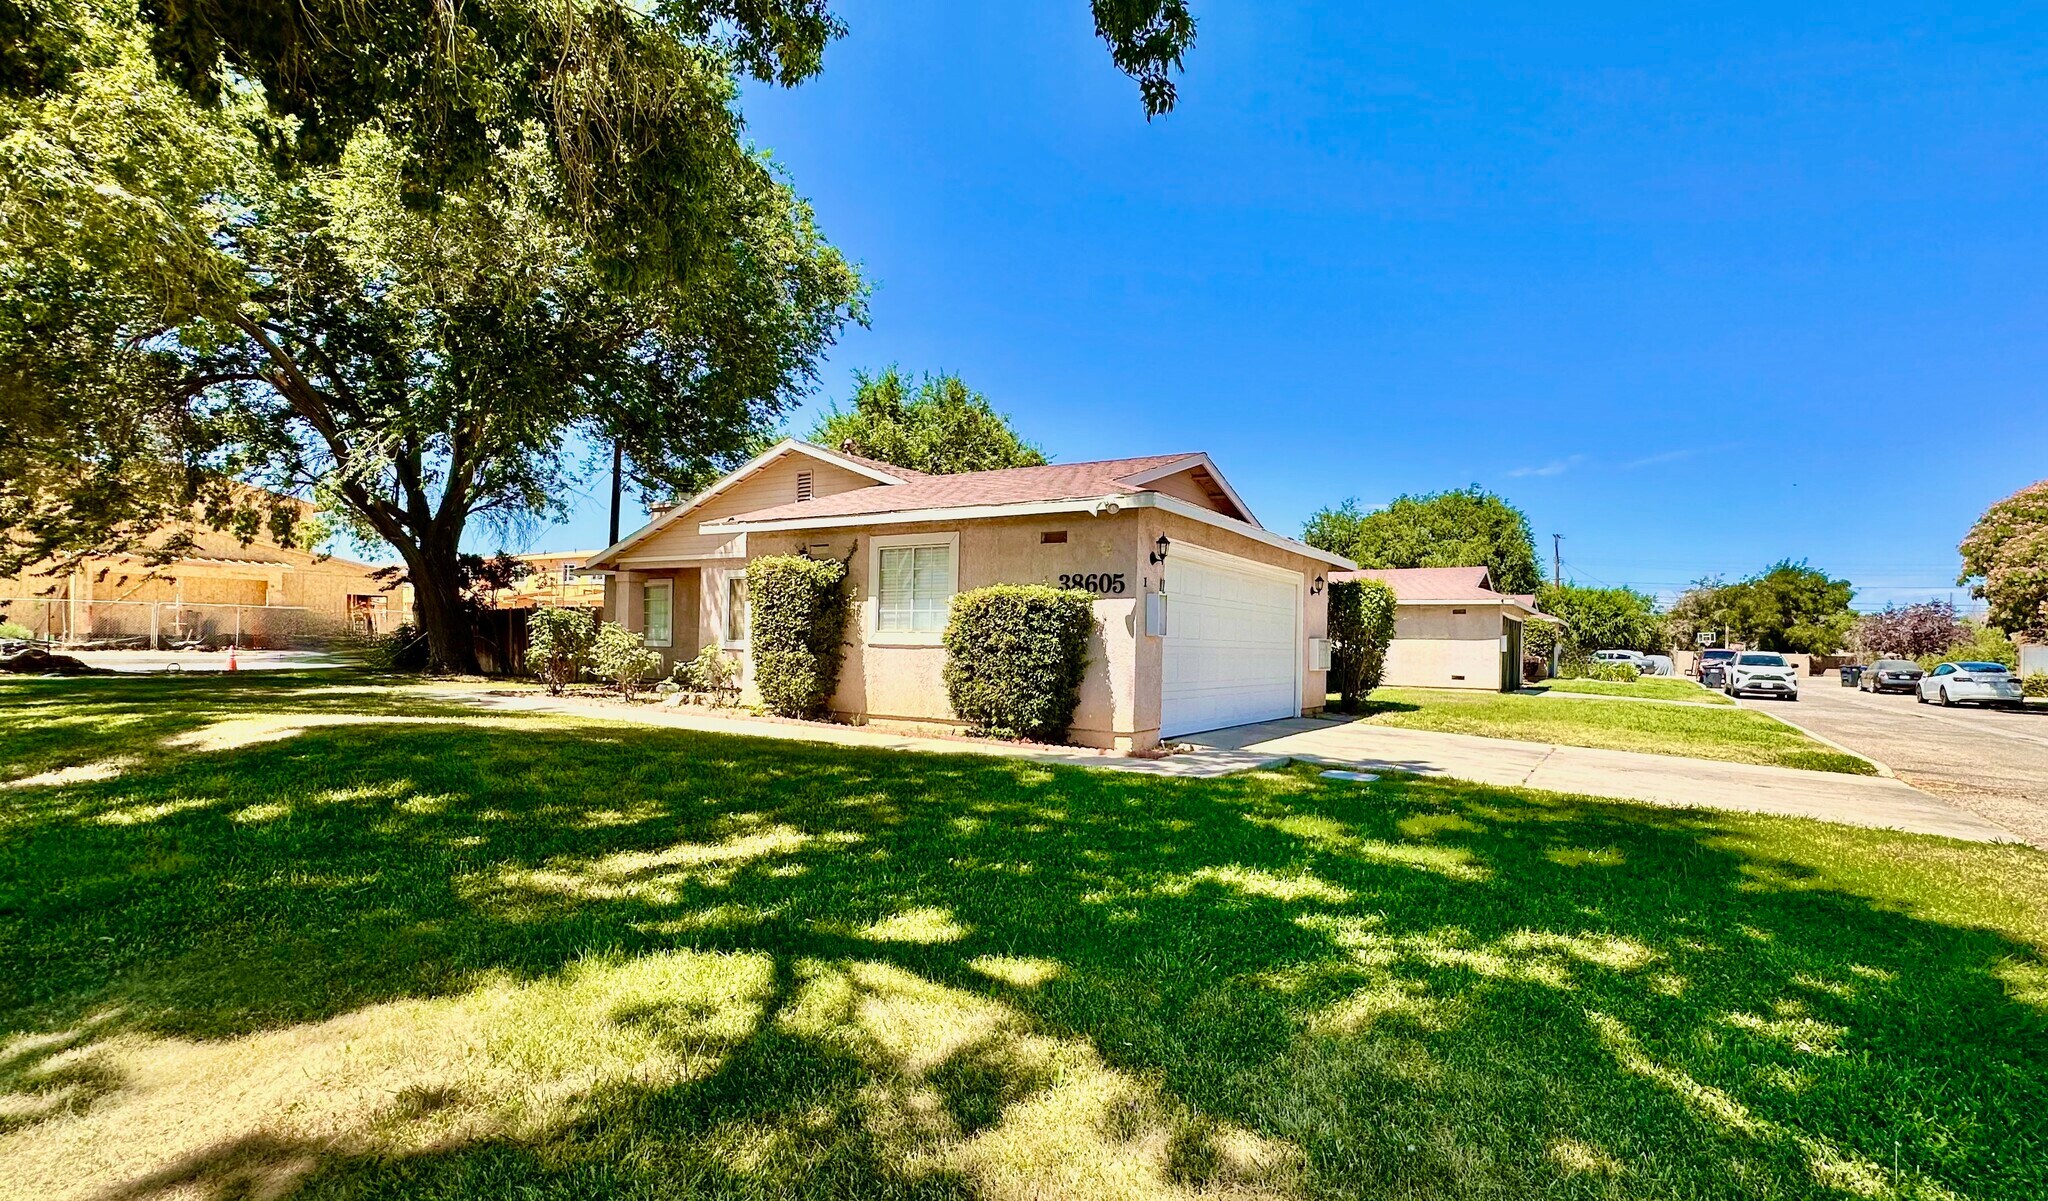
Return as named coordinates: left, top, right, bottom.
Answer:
left=1058, top=572, right=1127, bottom=595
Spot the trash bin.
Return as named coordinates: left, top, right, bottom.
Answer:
left=1701, top=664, right=1726, bottom=689
left=1840, top=665, right=1864, bottom=687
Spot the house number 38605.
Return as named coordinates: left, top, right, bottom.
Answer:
left=1058, top=572, right=1127, bottom=594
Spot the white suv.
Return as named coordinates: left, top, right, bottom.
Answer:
left=1725, top=652, right=1799, bottom=700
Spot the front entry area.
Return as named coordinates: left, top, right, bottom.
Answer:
left=1160, top=547, right=1302, bottom=738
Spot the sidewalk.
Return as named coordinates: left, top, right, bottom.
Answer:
left=1187, top=717, right=2015, bottom=842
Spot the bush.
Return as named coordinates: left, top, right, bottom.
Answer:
left=0, top=620, right=32, bottom=641
left=591, top=621, right=663, bottom=701
left=526, top=607, right=596, bottom=694
left=1327, top=578, right=1397, bottom=712
left=942, top=585, right=1095, bottom=741
left=1567, top=661, right=1641, bottom=683
left=748, top=555, right=852, bottom=718
left=2024, top=672, right=2048, bottom=699
left=663, top=646, right=741, bottom=706
left=1914, top=621, right=2018, bottom=673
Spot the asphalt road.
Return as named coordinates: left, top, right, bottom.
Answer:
left=1738, top=676, right=2048, bottom=847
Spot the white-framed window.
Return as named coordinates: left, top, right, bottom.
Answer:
left=870, top=532, right=958, bottom=643
left=643, top=579, right=673, bottom=648
left=723, top=573, right=750, bottom=646
left=559, top=561, right=580, bottom=585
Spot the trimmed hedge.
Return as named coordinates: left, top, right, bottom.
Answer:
left=747, top=555, right=852, bottom=718
left=1327, top=578, right=1397, bottom=712
left=942, top=586, right=1095, bottom=741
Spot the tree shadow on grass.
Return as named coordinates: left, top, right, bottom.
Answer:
left=1, top=677, right=2045, bottom=1198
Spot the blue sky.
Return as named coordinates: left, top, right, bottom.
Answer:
left=522, top=2, right=2047, bottom=612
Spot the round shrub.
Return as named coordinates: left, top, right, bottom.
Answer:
left=747, top=555, right=852, bottom=717
left=526, top=607, right=596, bottom=694
left=942, top=585, right=1095, bottom=742
left=590, top=621, right=664, bottom=701
left=1327, top=577, right=1397, bottom=712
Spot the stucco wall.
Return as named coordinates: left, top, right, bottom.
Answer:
left=624, top=454, right=880, bottom=563
left=1381, top=605, right=1507, bottom=690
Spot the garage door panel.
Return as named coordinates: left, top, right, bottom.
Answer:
left=1161, top=553, right=1299, bottom=738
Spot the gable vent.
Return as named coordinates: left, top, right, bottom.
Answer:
left=796, top=470, right=814, bottom=502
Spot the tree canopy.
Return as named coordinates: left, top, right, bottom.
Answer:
left=1, top=6, right=862, bottom=669
left=1853, top=600, right=1966, bottom=659
left=809, top=369, right=1046, bottom=475
left=1958, top=479, right=2048, bottom=638
left=1535, top=584, right=1666, bottom=654
left=1304, top=488, right=1544, bottom=595
left=1670, top=562, right=1857, bottom=654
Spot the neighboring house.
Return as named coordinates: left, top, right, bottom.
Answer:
left=494, top=551, right=606, bottom=611
left=1328, top=566, right=1559, bottom=692
left=1, top=494, right=412, bottom=647
left=586, top=439, right=1352, bottom=751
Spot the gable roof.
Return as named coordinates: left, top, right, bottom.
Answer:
left=1332, top=566, right=1498, bottom=601
left=586, top=439, right=914, bottom=569
left=708, top=452, right=1220, bottom=527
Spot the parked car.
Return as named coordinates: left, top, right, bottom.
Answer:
left=1593, top=649, right=1646, bottom=672
left=1917, top=661, right=2024, bottom=708
left=1637, top=653, right=1674, bottom=676
left=1694, top=648, right=1738, bottom=679
left=1725, top=652, right=1799, bottom=700
left=1858, top=659, right=1924, bottom=694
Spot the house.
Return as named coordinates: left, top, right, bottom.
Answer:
left=1327, top=566, right=1559, bottom=692
left=1, top=493, right=412, bottom=647
left=494, top=551, right=606, bottom=611
left=586, top=439, right=1353, bottom=751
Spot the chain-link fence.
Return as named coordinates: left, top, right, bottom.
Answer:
left=0, top=597, right=403, bottom=650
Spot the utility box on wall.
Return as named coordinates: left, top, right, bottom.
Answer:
left=1144, top=591, right=1170, bottom=637
left=1307, top=637, right=1332, bottom=671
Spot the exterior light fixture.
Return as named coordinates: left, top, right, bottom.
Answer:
left=1311, top=575, right=1326, bottom=594
left=1149, top=534, right=1171, bottom=565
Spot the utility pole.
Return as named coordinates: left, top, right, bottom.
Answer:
left=608, top=441, right=623, bottom=547
left=1552, top=534, right=1562, bottom=588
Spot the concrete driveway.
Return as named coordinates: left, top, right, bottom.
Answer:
left=1186, top=716, right=2016, bottom=842
left=1741, top=679, right=2048, bottom=847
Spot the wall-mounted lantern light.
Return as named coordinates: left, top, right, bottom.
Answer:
left=1149, top=534, right=1172, bottom=565
left=1311, top=575, right=1326, bottom=594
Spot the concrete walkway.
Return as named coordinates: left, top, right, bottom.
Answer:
left=1187, top=717, right=2017, bottom=842
left=442, top=690, right=2015, bottom=842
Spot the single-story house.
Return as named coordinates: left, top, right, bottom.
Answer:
left=586, top=439, right=1354, bottom=750
left=1327, top=566, right=1560, bottom=692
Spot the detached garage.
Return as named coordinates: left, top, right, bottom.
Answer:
left=1329, top=566, right=1560, bottom=692
left=587, top=440, right=1352, bottom=751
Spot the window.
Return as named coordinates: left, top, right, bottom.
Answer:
left=724, top=574, right=749, bottom=645
left=559, top=561, right=580, bottom=585
left=643, top=580, right=673, bottom=648
left=796, top=470, right=814, bottom=502
left=871, top=533, right=958, bottom=640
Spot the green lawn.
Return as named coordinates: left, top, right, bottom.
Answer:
left=1533, top=677, right=1735, bottom=705
left=1356, top=687, right=1874, bottom=774
left=3, top=674, right=2044, bottom=1199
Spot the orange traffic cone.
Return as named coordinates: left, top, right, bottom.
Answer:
left=228, top=647, right=238, bottom=672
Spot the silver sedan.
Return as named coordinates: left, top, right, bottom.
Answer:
left=1916, top=661, right=2025, bottom=708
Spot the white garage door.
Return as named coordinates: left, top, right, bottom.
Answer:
left=1161, top=548, right=1300, bottom=738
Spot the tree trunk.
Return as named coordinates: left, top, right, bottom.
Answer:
left=401, top=536, right=480, bottom=675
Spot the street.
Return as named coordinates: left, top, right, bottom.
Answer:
left=1740, top=676, right=2048, bottom=847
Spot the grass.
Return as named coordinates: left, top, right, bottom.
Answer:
left=1533, top=677, right=1735, bottom=705
left=1355, top=687, right=1875, bottom=774
left=3, top=672, right=2044, bottom=1199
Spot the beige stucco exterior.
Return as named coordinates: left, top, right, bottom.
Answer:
left=595, top=446, right=1337, bottom=752
left=1381, top=604, right=1520, bottom=691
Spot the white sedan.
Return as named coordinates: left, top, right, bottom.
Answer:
left=1917, top=661, right=2025, bottom=708
left=1724, top=652, right=1799, bottom=700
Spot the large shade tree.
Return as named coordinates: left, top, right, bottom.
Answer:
left=810, top=369, right=1046, bottom=475
left=1671, top=562, right=1857, bottom=655
left=1, top=7, right=862, bottom=669
left=1959, top=479, right=2048, bottom=638
left=1305, top=488, right=1545, bottom=596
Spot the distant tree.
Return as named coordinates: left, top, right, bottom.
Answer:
left=1958, top=479, right=2048, bottom=638
left=1665, top=576, right=1737, bottom=648
left=1854, top=600, right=1966, bottom=659
left=1304, top=488, right=1543, bottom=595
left=811, top=369, right=1047, bottom=474
left=1536, top=584, right=1666, bottom=654
left=1718, top=561, right=1858, bottom=654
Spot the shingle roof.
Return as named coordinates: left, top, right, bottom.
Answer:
left=714, top=453, right=1209, bottom=526
left=1329, top=566, right=1501, bottom=602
